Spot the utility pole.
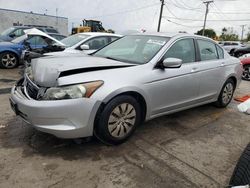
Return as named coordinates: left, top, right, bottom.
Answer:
left=240, top=25, right=246, bottom=41
left=157, top=0, right=165, bottom=32
left=202, top=0, right=214, bottom=36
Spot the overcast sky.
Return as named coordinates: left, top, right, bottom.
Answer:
left=0, top=0, right=250, bottom=36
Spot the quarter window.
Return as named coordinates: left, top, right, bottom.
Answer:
left=197, top=40, right=218, bottom=61
left=163, top=38, right=196, bottom=63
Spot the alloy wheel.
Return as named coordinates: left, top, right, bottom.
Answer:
left=242, top=66, right=250, bottom=81
left=1, top=53, right=17, bottom=68
left=222, top=82, right=234, bottom=104
left=108, top=103, right=136, bottom=138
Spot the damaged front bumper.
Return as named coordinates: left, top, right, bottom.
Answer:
left=9, top=77, right=101, bottom=138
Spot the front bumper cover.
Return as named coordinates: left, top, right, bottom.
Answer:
left=9, top=78, right=101, bottom=138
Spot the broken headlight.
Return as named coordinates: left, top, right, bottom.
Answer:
left=42, top=81, right=103, bottom=100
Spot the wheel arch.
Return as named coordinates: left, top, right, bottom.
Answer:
left=100, top=87, right=151, bottom=122
left=227, top=75, right=237, bottom=88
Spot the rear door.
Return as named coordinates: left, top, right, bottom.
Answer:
left=195, top=39, right=225, bottom=101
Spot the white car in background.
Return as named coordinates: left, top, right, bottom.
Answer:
left=47, top=32, right=122, bottom=56
left=219, top=41, right=245, bottom=55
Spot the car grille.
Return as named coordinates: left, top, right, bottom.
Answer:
left=25, top=77, right=39, bottom=99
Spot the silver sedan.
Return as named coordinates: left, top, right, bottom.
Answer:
left=10, top=33, right=242, bottom=145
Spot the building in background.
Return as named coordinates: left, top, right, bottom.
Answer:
left=0, top=8, right=68, bottom=35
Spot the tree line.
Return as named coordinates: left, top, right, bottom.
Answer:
left=196, top=27, right=250, bottom=41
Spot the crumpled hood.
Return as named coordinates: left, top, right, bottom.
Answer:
left=31, top=55, right=133, bottom=87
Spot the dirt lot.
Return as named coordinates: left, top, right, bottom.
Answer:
left=0, top=68, right=250, bottom=188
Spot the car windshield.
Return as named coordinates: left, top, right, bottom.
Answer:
left=94, top=35, right=170, bottom=64
left=11, top=35, right=27, bottom=43
left=60, top=34, right=90, bottom=47
left=1, top=27, right=15, bottom=35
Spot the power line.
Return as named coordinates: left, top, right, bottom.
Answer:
left=162, top=16, right=250, bottom=22
left=167, top=0, right=202, bottom=10
left=165, top=1, right=250, bottom=15
left=210, top=3, right=234, bottom=27
left=164, top=18, right=202, bottom=28
left=164, top=4, right=178, bottom=18
left=85, top=3, right=160, bottom=19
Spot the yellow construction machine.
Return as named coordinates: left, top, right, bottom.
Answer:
left=71, top=19, right=114, bottom=34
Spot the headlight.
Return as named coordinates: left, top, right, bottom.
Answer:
left=42, top=81, right=104, bottom=100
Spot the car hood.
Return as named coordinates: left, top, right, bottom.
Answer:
left=31, top=55, right=134, bottom=87
left=44, top=49, right=96, bottom=57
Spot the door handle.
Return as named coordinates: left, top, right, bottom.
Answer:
left=191, top=67, right=198, bottom=72
left=220, top=62, right=225, bottom=67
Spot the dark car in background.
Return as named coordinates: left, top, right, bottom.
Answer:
left=240, top=56, right=250, bottom=81
left=0, top=25, right=62, bottom=42
left=234, top=46, right=250, bottom=58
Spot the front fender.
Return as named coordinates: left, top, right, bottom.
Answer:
left=102, top=86, right=152, bottom=120
left=0, top=48, right=22, bottom=60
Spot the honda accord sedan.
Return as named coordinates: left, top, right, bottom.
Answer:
left=10, top=33, right=242, bottom=145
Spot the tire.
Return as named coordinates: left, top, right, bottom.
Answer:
left=94, top=95, right=142, bottom=145
left=0, top=52, right=18, bottom=69
left=242, top=65, right=250, bottom=81
left=229, top=143, right=250, bottom=187
left=214, top=79, right=235, bottom=108
left=230, top=49, right=235, bottom=56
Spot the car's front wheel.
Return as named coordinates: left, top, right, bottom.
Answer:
left=0, top=52, right=18, bottom=69
left=94, top=95, right=141, bottom=145
left=215, top=79, right=235, bottom=108
left=242, top=65, right=250, bottom=81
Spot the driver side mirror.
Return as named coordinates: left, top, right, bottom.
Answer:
left=162, top=58, right=182, bottom=68
left=80, top=44, right=90, bottom=50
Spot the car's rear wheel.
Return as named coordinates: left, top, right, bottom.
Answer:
left=94, top=95, right=141, bottom=145
left=242, top=65, right=250, bottom=81
left=0, top=52, right=18, bottom=69
left=214, top=79, right=235, bottom=108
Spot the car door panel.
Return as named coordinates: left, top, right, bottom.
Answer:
left=145, top=63, right=200, bottom=116
left=196, top=39, right=225, bottom=101
left=144, top=38, right=200, bottom=116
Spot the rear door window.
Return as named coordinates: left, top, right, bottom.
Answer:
left=197, top=40, right=218, bottom=61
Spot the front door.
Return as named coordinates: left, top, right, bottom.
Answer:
left=145, top=38, right=200, bottom=116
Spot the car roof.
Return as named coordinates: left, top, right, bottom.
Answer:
left=77, top=32, right=122, bottom=37
left=129, top=32, right=215, bottom=41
